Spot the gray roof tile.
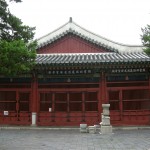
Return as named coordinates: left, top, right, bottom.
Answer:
left=36, top=52, right=150, bottom=66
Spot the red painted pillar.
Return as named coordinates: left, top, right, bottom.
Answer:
left=119, top=90, right=123, bottom=121
left=99, top=72, right=107, bottom=123
left=101, top=72, right=107, bottom=104
left=52, top=93, right=55, bottom=122
left=149, top=77, right=150, bottom=125
left=67, top=92, right=70, bottom=122
left=98, top=75, right=102, bottom=121
left=52, top=93, right=55, bottom=112
left=31, top=74, right=38, bottom=126
left=82, top=92, right=85, bottom=122
left=16, top=91, right=19, bottom=121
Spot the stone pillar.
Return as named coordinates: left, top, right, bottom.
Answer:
left=100, top=104, right=112, bottom=134
left=31, top=112, right=37, bottom=126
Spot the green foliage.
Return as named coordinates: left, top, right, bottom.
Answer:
left=141, top=25, right=150, bottom=55
left=10, top=0, right=22, bottom=2
left=0, top=40, right=36, bottom=76
left=0, top=0, right=37, bottom=76
left=0, top=0, right=35, bottom=42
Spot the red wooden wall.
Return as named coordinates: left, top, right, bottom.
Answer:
left=38, top=35, right=107, bottom=54
left=0, top=33, right=150, bottom=126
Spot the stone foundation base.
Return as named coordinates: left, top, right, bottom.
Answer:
left=88, top=126, right=96, bottom=134
left=80, top=124, right=88, bottom=133
left=94, top=125, right=100, bottom=132
left=100, top=125, right=112, bottom=134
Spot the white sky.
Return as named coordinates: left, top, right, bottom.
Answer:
left=8, top=0, right=150, bottom=45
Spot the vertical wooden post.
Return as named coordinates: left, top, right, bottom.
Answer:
left=67, top=92, right=70, bottom=122
left=148, top=76, right=150, bottom=125
left=31, top=73, right=38, bottom=126
left=99, top=72, right=107, bottom=123
left=119, top=90, right=123, bottom=121
left=82, top=92, right=85, bottom=122
left=31, top=76, right=37, bottom=112
left=67, top=92, right=69, bottom=112
left=98, top=74, right=102, bottom=122
left=101, top=72, right=107, bottom=104
left=52, top=93, right=55, bottom=122
left=52, top=93, right=55, bottom=112
left=16, top=91, right=19, bottom=121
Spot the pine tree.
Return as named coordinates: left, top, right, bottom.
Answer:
left=0, top=0, right=36, bottom=76
left=141, top=25, right=150, bottom=55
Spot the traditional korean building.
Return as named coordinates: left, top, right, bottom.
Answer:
left=0, top=18, right=150, bottom=126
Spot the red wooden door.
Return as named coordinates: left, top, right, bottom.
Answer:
left=0, top=91, right=31, bottom=125
left=37, top=90, right=100, bottom=126
left=18, top=92, right=31, bottom=125
left=108, top=90, right=122, bottom=123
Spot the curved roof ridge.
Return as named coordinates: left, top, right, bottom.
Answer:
left=37, top=52, right=141, bottom=56
left=71, top=21, right=144, bottom=53
left=72, top=21, right=142, bottom=47
left=36, top=22, right=69, bottom=41
left=37, top=18, right=144, bottom=53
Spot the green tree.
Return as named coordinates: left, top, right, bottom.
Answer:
left=0, top=0, right=36, bottom=76
left=141, top=25, right=150, bottom=55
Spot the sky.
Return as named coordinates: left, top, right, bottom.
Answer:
left=8, top=0, right=150, bottom=45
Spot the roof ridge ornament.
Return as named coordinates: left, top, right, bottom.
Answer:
left=69, top=28, right=73, bottom=32
left=69, top=17, right=72, bottom=23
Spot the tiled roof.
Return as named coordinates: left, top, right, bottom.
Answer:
left=37, top=18, right=144, bottom=53
left=36, top=52, right=150, bottom=66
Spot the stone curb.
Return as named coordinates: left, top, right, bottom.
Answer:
left=0, top=126, right=79, bottom=130
left=0, top=126, right=150, bottom=130
left=113, top=126, right=150, bottom=130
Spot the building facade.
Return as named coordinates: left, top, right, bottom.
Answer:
left=0, top=18, right=150, bottom=126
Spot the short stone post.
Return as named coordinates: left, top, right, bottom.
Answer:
left=31, top=112, right=37, bottom=126
left=100, top=104, right=112, bottom=134
left=80, top=124, right=88, bottom=133
left=88, top=126, right=96, bottom=134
